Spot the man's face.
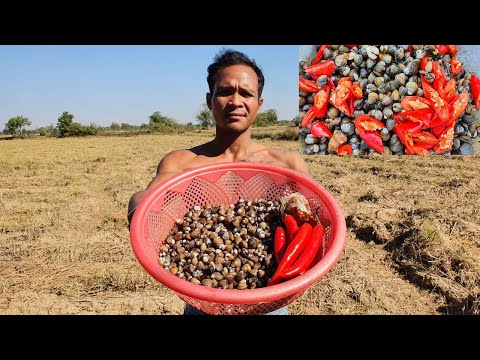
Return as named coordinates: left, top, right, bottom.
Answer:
left=207, top=64, right=263, bottom=132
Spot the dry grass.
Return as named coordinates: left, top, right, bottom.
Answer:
left=1, top=132, right=479, bottom=314
left=252, top=125, right=298, bottom=141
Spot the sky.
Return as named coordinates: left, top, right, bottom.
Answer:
left=0, top=45, right=299, bottom=131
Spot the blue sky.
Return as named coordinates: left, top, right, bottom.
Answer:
left=0, top=45, right=299, bottom=131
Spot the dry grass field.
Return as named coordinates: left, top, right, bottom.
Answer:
left=1, top=129, right=479, bottom=314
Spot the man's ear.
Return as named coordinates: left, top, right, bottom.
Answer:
left=258, top=97, right=264, bottom=111
left=206, top=93, right=212, bottom=110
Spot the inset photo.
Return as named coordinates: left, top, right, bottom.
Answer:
left=298, top=45, right=480, bottom=155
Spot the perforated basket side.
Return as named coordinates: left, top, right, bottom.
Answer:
left=176, top=291, right=305, bottom=315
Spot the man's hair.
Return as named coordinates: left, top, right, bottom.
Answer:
left=207, top=48, right=265, bottom=98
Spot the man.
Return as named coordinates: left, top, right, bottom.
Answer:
left=128, top=48, right=311, bottom=315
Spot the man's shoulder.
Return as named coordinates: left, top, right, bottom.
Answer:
left=157, top=149, right=197, bottom=172
left=267, top=146, right=302, bottom=161
left=162, top=149, right=196, bottom=160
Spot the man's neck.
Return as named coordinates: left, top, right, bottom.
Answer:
left=212, top=128, right=253, bottom=162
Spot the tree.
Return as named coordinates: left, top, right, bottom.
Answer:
left=149, top=111, right=178, bottom=132
left=5, top=115, right=31, bottom=136
left=56, top=111, right=75, bottom=137
left=110, top=122, right=121, bottom=130
left=195, top=103, right=214, bottom=129
left=255, top=109, right=278, bottom=127
left=37, top=124, right=55, bottom=136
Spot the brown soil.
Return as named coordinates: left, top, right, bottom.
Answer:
left=1, top=134, right=479, bottom=315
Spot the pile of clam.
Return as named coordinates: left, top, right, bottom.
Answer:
left=299, top=45, right=479, bottom=155
left=158, top=199, right=281, bottom=290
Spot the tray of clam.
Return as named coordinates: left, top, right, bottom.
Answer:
left=298, top=45, right=480, bottom=155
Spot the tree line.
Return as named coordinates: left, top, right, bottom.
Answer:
left=2, top=105, right=288, bottom=138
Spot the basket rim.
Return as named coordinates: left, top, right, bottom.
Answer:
left=130, top=161, right=346, bottom=305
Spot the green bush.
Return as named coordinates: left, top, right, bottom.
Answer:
left=255, top=109, right=278, bottom=127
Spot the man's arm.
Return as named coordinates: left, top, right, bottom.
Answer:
left=127, top=150, right=192, bottom=226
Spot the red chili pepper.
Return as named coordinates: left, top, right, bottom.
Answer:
left=421, top=75, right=451, bottom=123
left=434, top=123, right=455, bottom=154
left=435, top=45, right=449, bottom=55
left=393, top=121, right=423, bottom=146
left=403, top=131, right=435, bottom=155
left=393, top=118, right=423, bottom=132
left=335, top=78, right=352, bottom=106
left=431, top=123, right=445, bottom=138
left=354, top=115, right=385, bottom=154
left=439, top=78, right=456, bottom=103
left=312, top=45, right=329, bottom=65
left=300, top=107, right=316, bottom=128
left=394, top=109, right=435, bottom=123
left=299, top=77, right=320, bottom=93
left=407, top=44, right=413, bottom=53
left=310, top=121, right=332, bottom=138
left=450, top=57, right=463, bottom=75
left=447, top=92, right=469, bottom=125
left=407, top=145, right=431, bottom=155
left=350, top=83, right=363, bottom=99
left=420, top=56, right=431, bottom=71
left=348, top=95, right=355, bottom=118
left=283, top=223, right=325, bottom=278
left=312, top=85, right=330, bottom=118
left=446, top=45, right=458, bottom=56
left=327, top=77, right=336, bottom=90
left=328, top=88, right=351, bottom=117
left=274, top=226, right=287, bottom=264
left=338, top=143, right=352, bottom=155
left=303, top=60, right=336, bottom=78
left=283, top=214, right=299, bottom=239
left=470, top=73, right=480, bottom=110
left=345, top=45, right=358, bottom=49
left=408, top=131, right=438, bottom=149
left=267, top=223, right=313, bottom=286
left=401, top=96, right=434, bottom=111
left=431, top=61, right=446, bottom=92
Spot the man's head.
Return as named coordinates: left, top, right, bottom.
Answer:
left=207, top=49, right=265, bottom=98
left=206, top=49, right=265, bottom=133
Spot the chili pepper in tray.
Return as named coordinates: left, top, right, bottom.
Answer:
left=303, top=60, right=336, bottom=78
left=283, top=222, right=325, bottom=279
left=354, top=115, right=385, bottom=154
left=267, top=223, right=313, bottom=286
left=274, top=226, right=287, bottom=264
left=420, top=75, right=451, bottom=123
left=337, top=143, right=352, bottom=155
left=283, top=214, right=299, bottom=240
left=312, top=45, right=329, bottom=65
left=300, top=107, right=317, bottom=128
left=274, top=215, right=300, bottom=263
left=310, top=121, right=332, bottom=138
left=299, top=77, right=320, bottom=93
left=401, top=96, right=434, bottom=111
left=450, top=57, right=463, bottom=75
left=470, top=74, right=480, bottom=110
left=312, top=85, right=330, bottom=118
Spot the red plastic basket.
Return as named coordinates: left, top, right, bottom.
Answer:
left=130, top=162, right=346, bottom=315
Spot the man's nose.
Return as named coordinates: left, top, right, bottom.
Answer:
left=228, top=92, right=242, bottom=106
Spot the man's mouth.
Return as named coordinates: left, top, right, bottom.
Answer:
left=227, top=112, right=245, bottom=117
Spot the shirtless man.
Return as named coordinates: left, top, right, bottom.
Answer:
left=127, top=49, right=310, bottom=315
